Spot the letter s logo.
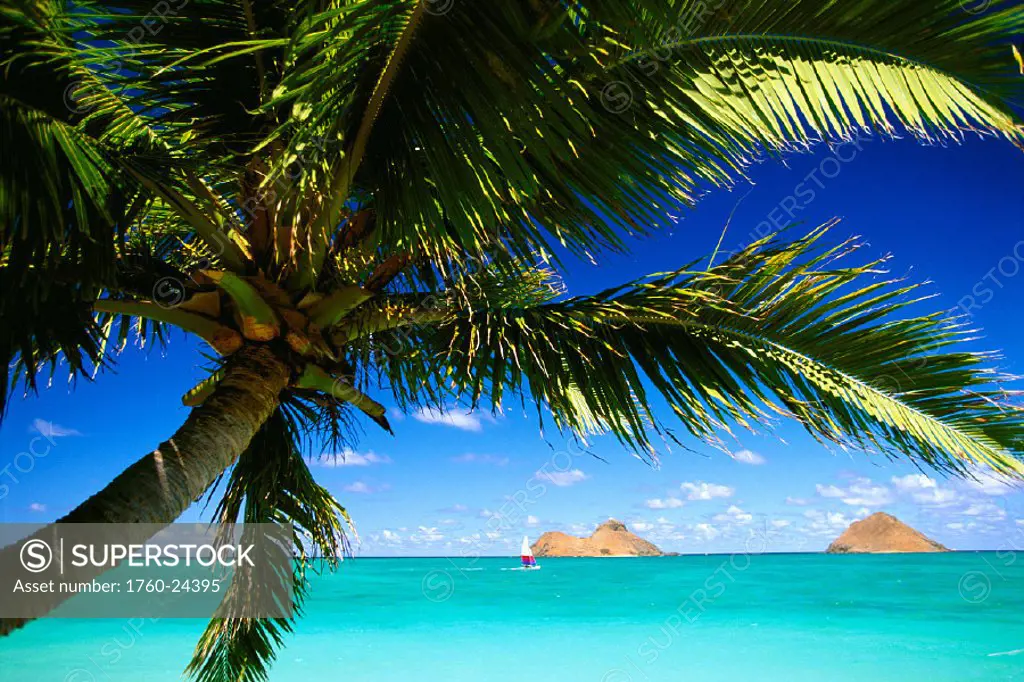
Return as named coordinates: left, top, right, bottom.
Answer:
left=21, top=539, right=53, bottom=573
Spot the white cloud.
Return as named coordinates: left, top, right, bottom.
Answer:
left=845, top=481, right=890, bottom=507
left=440, top=504, right=469, bottom=514
left=785, top=497, right=809, bottom=506
left=380, top=529, right=402, bottom=544
left=891, top=474, right=934, bottom=492
left=962, top=502, right=1006, bottom=521
left=1016, top=520, right=1024, bottom=527
left=30, top=419, right=80, bottom=438
left=644, top=497, right=684, bottom=509
left=803, top=509, right=861, bottom=536
left=316, top=449, right=391, bottom=467
left=771, top=519, right=791, bottom=529
left=891, top=474, right=959, bottom=507
left=451, top=453, right=509, bottom=466
left=414, top=407, right=484, bottom=431
left=410, top=526, right=444, bottom=543
left=827, top=511, right=850, bottom=526
left=815, top=477, right=891, bottom=507
left=28, top=503, right=46, bottom=513
left=732, top=449, right=766, bottom=465
left=916, top=488, right=959, bottom=507
left=963, top=468, right=1019, bottom=496
left=681, top=481, right=734, bottom=501
left=693, top=523, right=720, bottom=540
left=713, top=505, right=753, bottom=525
left=640, top=517, right=683, bottom=542
left=946, top=523, right=965, bottom=531
left=343, top=481, right=388, bottom=494
left=535, top=469, right=589, bottom=487
left=526, top=515, right=540, bottom=527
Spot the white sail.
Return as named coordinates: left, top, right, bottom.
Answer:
left=520, top=535, right=533, bottom=557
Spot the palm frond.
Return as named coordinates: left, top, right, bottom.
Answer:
left=611, top=0, right=1024, bottom=156
left=189, top=404, right=353, bottom=682
left=381, top=224, right=1024, bottom=475
left=257, top=0, right=1024, bottom=275
left=0, top=1, right=147, bottom=281
left=0, top=266, right=107, bottom=414
left=71, top=0, right=293, bottom=158
left=0, top=229, right=230, bottom=414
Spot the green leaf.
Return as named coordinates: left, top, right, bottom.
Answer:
left=93, top=299, right=243, bottom=355
left=204, top=272, right=280, bottom=341
left=295, top=365, right=391, bottom=432
left=306, top=285, right=374, bottom=327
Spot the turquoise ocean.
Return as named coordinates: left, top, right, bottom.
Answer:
left=2, top=553, right=1023, bottom=681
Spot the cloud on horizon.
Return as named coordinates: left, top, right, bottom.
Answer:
left=713, top=505, right=753, bottom=524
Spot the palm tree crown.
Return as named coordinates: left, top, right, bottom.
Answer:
left=1, top=1, right=1023, bottom=679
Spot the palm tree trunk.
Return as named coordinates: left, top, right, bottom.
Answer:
left=0, top=344, right=290, bottom=635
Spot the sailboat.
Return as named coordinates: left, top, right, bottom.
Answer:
left=520, top=536, right=540, bottom=570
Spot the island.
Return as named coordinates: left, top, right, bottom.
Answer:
left=532, top=519, right=663, bottom=557
left=826, top=512, right=949, bottom=554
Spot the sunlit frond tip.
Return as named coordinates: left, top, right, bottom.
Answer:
left=699, top=226, right=1024, bottom=479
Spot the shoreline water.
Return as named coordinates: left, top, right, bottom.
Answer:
left=2, top=554, right=1022, bottom=681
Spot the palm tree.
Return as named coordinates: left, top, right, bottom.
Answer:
left=2, top=0, right=1023, bottom=678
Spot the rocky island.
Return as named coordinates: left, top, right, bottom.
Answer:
left=532, top=519, right=663, bottom=557
left=826, top=512, right=949, bottom=554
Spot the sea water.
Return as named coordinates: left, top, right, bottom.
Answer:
left=2, top=554, right=1022, bottom=681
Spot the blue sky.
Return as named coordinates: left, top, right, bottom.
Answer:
left=1, top=134, right=1023, bottom=557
